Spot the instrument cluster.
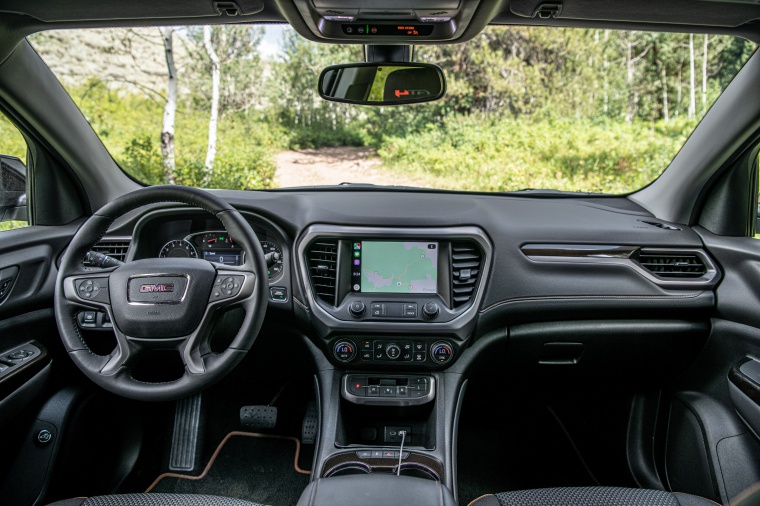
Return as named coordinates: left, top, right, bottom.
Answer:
left=159, top=231, right=284, bottom=280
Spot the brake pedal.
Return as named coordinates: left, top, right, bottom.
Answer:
left=302, top=401, right=318, bottom=445
left=169, top=393, right=202, bottom=472
left=240, top=405, right=278, bottom=429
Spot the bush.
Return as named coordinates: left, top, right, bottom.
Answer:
left=377, top=115, right=695, bottom=194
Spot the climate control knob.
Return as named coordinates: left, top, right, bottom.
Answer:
left=334, top=340, right=357, bottom=363
left=431, top=341, right=454, bottom=364
left=385, top=343, right=401, bottom=360
left=422, top=302, right=440, bottom=319
left=349, top=300, right=366, bottom=318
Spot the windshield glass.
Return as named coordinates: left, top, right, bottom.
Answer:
left=28, top=26, right=755, bottom=193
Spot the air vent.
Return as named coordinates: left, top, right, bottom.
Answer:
left=639, top=220, right=681, bottom=231
left=637, top=250, right=707, bottom=278
left=450, top=241, right=483, bottom=308
left=307, top=239, right=338, bottom=305
left=86, top=240, right=130, bottom=265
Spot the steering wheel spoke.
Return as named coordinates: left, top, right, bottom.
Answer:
left=100, top=328, right=142, bottom=376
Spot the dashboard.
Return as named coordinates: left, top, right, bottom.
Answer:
left=93, top=191, right=721, bottom=375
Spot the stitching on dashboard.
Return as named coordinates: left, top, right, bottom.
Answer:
left=479, top=292, right=705, bottom=313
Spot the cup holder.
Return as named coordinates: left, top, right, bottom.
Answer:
left=398, top=463, right=439, bottom=481
left=324, top=462, right=371, bottom=478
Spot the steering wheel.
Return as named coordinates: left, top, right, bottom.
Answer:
left=54, top=186, right=268, bottom=402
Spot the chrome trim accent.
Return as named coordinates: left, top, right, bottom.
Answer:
left=340, top=374, right=435, bottom=407
left=523, top=245, right=720, bottom=289
left=295, top=225, right=492, bottom=329
left=127, top=273, right=191, bottom=305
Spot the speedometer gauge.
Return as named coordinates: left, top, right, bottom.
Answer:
left=159, top=240, right=198, bottom=259
left=260, top=241, right=283, bottom=279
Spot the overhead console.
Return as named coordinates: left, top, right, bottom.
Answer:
left=280, top=0, right=504, bottom=43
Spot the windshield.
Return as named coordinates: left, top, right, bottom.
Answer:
left=28, top=26, right=756, bottom=194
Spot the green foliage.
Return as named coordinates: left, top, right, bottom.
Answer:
left=21, top=25, right=758, bottom=195
left=378, top=115, right=696, bottom=194
left=0, top=113, right=27, bottom=160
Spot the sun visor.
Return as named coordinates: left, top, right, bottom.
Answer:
left=509, top=0, right=760, bottom=27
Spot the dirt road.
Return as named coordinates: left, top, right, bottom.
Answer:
left=274, top=146, right=422, bottom=188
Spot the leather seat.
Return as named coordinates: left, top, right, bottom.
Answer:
left=468, top=487, right=719, bottom=506
left=47, top=493, right=263, bottom=506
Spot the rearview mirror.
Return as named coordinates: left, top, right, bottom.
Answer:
left=319, top=62, right=446, bottom=106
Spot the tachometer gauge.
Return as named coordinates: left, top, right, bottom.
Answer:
left=159, top=240, right=198, bottom=259
left=260, top=241, right=283, bottom=279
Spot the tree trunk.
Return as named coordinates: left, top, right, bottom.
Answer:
left=677, top=65, right=682, bottom=118
left=662, top=66, right=669, bottom=123
left=702, top=34, right=708, bottom=108
left=203, top=25, right=221, bottom=185
left=626, top=39, right=635, bottom=123
left=160, top=27, right=177, bottom=184
left=688, top=33, right=696, bottom=119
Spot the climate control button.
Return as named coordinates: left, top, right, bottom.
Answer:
left=334, top=340, right=357, bottom=362
left=431, top=341, right=454, bottom=364
left=385, top=343, right=401, bottom=360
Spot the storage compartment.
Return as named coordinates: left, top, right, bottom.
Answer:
left=335, top=398, right=436, bottom=449
left=296, top=474, right=456, bottom=506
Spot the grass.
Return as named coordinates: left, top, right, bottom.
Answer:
left=377, top=115, right=696, bottom=194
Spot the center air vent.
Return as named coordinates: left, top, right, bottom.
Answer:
left=637, top=250, right=707, bottom=278
left=307, top=239, right=338, bottom=305
left=450, top=241, right=483, bottom=308
left=85, top=240, right=131, bottom=265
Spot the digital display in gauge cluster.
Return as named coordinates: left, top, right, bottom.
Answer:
left=198, top=232, right=241, bottom=266
left=158, top=231, right=284, bottom=279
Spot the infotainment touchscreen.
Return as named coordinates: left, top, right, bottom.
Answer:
left=352, top=241, right=438, bottom=293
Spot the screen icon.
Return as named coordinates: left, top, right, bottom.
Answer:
left=354, top=242, right=361, bottom=250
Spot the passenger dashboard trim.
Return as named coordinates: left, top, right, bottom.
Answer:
left=522, top=245, right=720, bottom=289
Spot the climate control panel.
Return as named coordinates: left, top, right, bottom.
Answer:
left=331, top=338, right=456, bottom=367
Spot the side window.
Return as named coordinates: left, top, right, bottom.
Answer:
left=0, top=113, right=28, bottom=232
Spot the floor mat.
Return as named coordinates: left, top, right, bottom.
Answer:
left=147, top=432, right=310, bottom=506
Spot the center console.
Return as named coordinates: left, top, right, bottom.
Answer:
left=296, top=225, right=492, bottom=370
left=295, top=226, right=490, bottom=503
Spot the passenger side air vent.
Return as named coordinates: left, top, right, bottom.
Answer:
left=86, top=240, right=131, bottom=265
left=450, top=241, right=483, bottom=308
left=306, top=239, right=338, bottom=305
left=637, top=250, right=707, bottom=278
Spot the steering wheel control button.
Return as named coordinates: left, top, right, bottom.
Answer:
left=431, top=341, right=454, bottom=364
left=270, top=286, right=288, bottom=301
left=75, top=278, right=110, bottom=304
left=349, top=300, right=366, bottom=317
left=422, top=302, right=440, bottom=319
left=211, top=275, right=245, bottom=301
left=333, top=340, right=357, bottom=362
left=35, top=429, right=53, bottom=446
